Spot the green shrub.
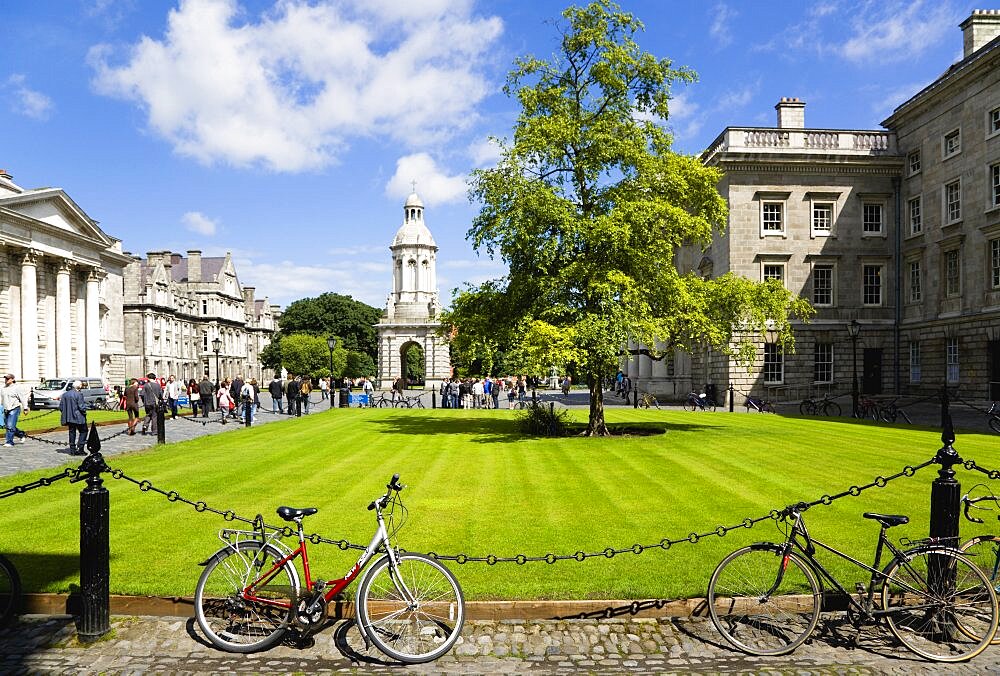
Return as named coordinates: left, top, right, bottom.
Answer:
left=516, top=402, right=570, bottom=436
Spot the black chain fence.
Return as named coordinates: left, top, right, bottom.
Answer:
left=0, top=467, right=76, bottom=500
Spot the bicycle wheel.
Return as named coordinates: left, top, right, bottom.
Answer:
left=960, top=535, right=1000, bottom=643
left=707, top=544, right=821, bottom=656
left=0, top=554, right=22, bottom=627
left=356, top=553, right=465, bottom=664
left=879, top=406, right=896, bottom=423
left=799, top=401, right=814, bottom=415
left=682, top=400, right=694, bottom=412
left=821, top=401, right=841, bottom=417
left=989, top=416, right=1000, bottom=434
left=897, top=409, right=912, bottom=424
left=762, top=402, right=775, bottom=414
left=377, top=398, right=391, bottom=408
left=707, top=402, right=717, bottom=412
left=195, top=541, right=299, bottom=653
left=881, top=547, right=998, bottom=662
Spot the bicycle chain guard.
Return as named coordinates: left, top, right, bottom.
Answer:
left=293, top=591, right=327, bottom=633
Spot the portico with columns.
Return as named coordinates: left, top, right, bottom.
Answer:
left=376, top=191, right=451, bottom=389
left=0, top=171, right=129, bottom=384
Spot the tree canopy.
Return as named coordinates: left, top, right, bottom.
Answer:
left=445, top=1, right=812, bottom=435
left=277, top=293, right=381, bottom=358
left=278, top=333, right=347, bottom=381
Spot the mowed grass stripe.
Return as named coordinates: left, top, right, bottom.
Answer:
left=1, top=407, right=999, bottom=600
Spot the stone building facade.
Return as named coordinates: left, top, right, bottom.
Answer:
left=628, top=10, right=1000, bottom=402
left=0, top=171, right=131, bottom=384
left=375, top=192, right=451, bottom=389
left=123, top=251, right=279, bottom=384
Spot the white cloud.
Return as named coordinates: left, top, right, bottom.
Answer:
left=89, top=0, right=503, bottom=172
left=839, top=1, right=959, bottom=64
left=182, top=211, right=219, bottom=236
left=718, top=83, right=758, bottom=110
left=328, top=244, right=385, bottom=256
left=468, top=138, right=502, bottom=168
left=872, top=80, right=933, bottom=120
left=709, top=3, right=736, bottom=48
left=5, top=74, right=53, bottom=120
left=385, top=153, right=468, bottom=204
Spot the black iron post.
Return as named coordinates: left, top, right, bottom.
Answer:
left=212, top=337, right=222, bottom=391
left=928, top=386, right=962, bottom=619
left=78, top=423, right=110, bottom=642
left=327, top=336, right=337, bottom=410
left=728, top=384, right=735, bottom=412
left=156, top=396, right=166, bottom=445
left=847, top=320, right=861, bottom=417
left=244, top=394, right=252, bottom=427
left=432, top=391, right=437, bottom=409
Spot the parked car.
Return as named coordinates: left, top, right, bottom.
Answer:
left=31, top=377, right=108, bottom=409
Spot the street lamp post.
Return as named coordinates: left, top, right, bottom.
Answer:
left=212, top=337, right=222, bottom=391
left=847, top=320, right=861, bottom=418
left=327, top=336, right=337, bottom=409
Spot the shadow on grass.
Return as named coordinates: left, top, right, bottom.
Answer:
left=366, top=413, right=714, bottom=442
left=5, top=552, right=79, bottom=596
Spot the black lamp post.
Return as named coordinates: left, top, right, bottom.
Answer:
left=327, top=336, right=337, bottom=409
left=847, top=319, right=861, bottom=417
left=212, top=337, right=222, bottom=390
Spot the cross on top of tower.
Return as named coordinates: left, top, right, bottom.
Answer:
left=410, top=179, right=417, bottom=193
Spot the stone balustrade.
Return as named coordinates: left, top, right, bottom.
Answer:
left=703, top=127, right=897, bottom=159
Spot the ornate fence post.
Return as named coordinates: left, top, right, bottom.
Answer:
left=244, top=396, right=252, bottom=427
left=929, top=386, right=962, bottom=546
left=432, top=391, right=437, bottom=409
left=156, top=397, right=166, bottom=445
left=78, top=423, right=110, bottom=642
left=729, top=384, right=735, bottom=412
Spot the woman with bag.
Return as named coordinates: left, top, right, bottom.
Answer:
left=187, top=378, right=201, bottom=416
left=216, top=380, right=233, bottom=425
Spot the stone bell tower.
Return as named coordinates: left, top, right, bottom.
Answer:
left=375, top=191, right=451, bottom=389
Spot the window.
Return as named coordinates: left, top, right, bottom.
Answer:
left=908, top=196, right=922, bottom=235
left=991, top=163, right=1000, bottom=209
left=992, top=239, right=1000, bottom=289
left=989, top=107, right=1000, bottom=138
left=202, top=300, right=208, bottom=315
left=908, top=149, right=921, bottom=176
left=909, top=342, right=921, bottom=384
left=762, top=264, right=784, bottom=284
left=946, top=338, right=959, bottom=383
left=762, top=202, right=784, bottom=234
left=862, top=203, right=883, bottom=234
left=812, top=202, right=833, bottom=236
left=202, top=331, right=208, bottom=351
left=862, top=264, right=882, bottom=306
left=812, top=264, right=833, bottom=306
left=944, top=249, right=961, bottom=296
left=909, top=260, right=922, bottom=303
left=763, top=343, right=783, bottom=384
left=813, top=343, right=833, bottom=383
left=943, top=128, right=961, bottom=158
left=945, top=180, right=962, bottom=223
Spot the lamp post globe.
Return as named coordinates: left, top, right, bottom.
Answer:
left=211, top=337, right=222, bottom=390
left=327, top=336, right=337, bottom=409
left=847, top=320, right=861, bottom=418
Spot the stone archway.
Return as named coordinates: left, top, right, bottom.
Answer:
left=400, top=341, right=425, bottom=387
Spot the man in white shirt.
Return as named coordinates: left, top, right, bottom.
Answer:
left=165, top=374, right=184, bottom=418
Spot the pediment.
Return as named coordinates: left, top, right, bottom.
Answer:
left=0, top=189, right=114, bottom=246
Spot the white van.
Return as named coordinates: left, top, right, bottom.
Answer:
left=31, top=377, right=108, bottom=409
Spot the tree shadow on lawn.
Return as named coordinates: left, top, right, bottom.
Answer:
left=366, top=414, right=714, bottom=443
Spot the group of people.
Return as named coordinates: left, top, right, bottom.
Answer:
left=439, top=376, right=532, bottom=410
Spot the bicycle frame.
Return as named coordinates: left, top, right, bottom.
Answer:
left=774, top=510, right=945, bottom=620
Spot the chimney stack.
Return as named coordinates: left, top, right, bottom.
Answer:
left=187, top=250, right=202, bottom=282
left=775, top=97, right=805, bottom=129
left=961, top=10, right=1000, bottom=58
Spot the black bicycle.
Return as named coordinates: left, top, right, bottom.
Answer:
left=708, top=502, right=998, bottom=662
left=878, top=397, right=912, bottom=424
left=745, top=396, right=774, bottom=413
left=799, top=393, right=841, bottom=417
left=987, top=402, right=1000, bottom=434
left=0, top=553, right=21, bottom=626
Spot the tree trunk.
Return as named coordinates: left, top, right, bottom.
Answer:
left=585, top=374, right=610, bottom=436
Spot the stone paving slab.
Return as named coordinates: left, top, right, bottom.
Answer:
left=2, top=614, right=998, bottom=674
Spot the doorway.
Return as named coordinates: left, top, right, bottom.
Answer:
left=862, top=348, right=882, bottom=395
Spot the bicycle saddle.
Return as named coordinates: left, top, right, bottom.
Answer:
left=277, top=506, right=318, bottom=521
left=862, top=512, right=908, bottom=528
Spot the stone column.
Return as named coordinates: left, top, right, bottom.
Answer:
left=20, top=250, right=39, bottom=381
left=86, top=270, right=101, bottom=376
left=56, top=262, right=73, bottom=376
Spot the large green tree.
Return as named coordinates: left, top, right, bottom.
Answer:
left=279, top=333, right=347, bottom=381
left=276, top=293, right=381, bottom=358
left=447, top=1, right=812, bottom=436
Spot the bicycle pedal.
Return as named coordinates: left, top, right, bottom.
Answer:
left=854, top=582, right=866, bottom=595
left=312, top=580, right=327, bottom=592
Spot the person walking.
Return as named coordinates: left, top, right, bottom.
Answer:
left=59, top=379, right=88, bottom=456
left=1, top=374, right=27, bottom=447
left=216, top=379, right=233, bottom=425
left=140, top=373, right=163, bottom=435
left=230, top=375, right=244, bottom=420
left=187, top=378, right=200, bottom=417
left=165, top=375, right=182, bottom=418
left=124, top=378, right=141, bottom=435
left=319, top=376, right=328, bottom=400
left=268, top=375, right=284, bottom=414
left=199, top=375, right=214, bottom=418
left=301, top=376, right=312, bottom=415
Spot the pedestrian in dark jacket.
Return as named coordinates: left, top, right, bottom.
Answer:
left=199, top=377, right=214, bottom=417
left=268, top=376, right=284, bottom=414
left=141, top=373, right=163, bottom=435
left=286, top=375, right=300, bottom=416
left=59, top=379, right=88, bottom=456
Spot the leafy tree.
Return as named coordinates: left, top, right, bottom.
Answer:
left=448, top=1, right=812, bottom=436
left=345, top=351, right=376, bottom=379
left=404, top=346, right=425, bottom=384
left=277, top=293, right=381, bottom=359
left=280, top=333, right=347, bottom=381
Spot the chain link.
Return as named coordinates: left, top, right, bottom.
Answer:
left=951, top=391, right=993, bottom=416
left=963, top=459, right=1000, bottom=481
left=0, top=467, right=77, bottom=500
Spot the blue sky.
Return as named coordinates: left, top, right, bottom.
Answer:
left=0, top=0, right=984, bottom=309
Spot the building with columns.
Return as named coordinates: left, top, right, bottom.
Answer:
left=376, top=192, right=451, bottom=389
left=0, top=170, right=131, bottom=383
left=123, top=251, right=279, bottom=383
left=627, top=10, right=999, bottom=403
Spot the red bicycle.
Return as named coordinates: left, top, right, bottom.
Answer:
left=193, top=474, right=464, bottom=663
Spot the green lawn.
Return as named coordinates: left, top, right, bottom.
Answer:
left=1, top=408, right=998, bottom=601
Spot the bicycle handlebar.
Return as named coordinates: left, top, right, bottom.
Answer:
left=962, top=493, right=1000, bottom=524
left=368, top=473, right=405, bottom=511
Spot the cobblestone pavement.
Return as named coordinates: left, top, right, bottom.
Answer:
left=4, top=614, right=1000, bottom=674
